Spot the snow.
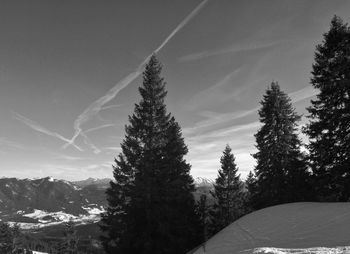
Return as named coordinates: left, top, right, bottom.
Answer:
left=72, top=185, right=81, bottom=191
left=82, top=206, right=104, bottom=215
left=252, top=246, right=350, bottom=254
left=192, top=203, right=350, bottom=254
left=48, top=177, right=54, bottom=182
left=10, top=207, right=105, bottom=230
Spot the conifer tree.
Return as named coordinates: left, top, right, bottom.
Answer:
left=245, top=171, right=257, bottom=212
left=304, top=16, right=350, bottom=201
left=196, top=194, right=211, bottom=243
left=211, top=145, right=245, bottom=234
left=253, top=82, right=311, bottom=209
left=0, top=222, right=12, bottom=253
left=100, top=55, right=201, bottom=254
left=59, top=220, right=78, bottom=254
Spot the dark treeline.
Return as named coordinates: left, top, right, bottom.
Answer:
left=0, top=220, right=102, bottom=254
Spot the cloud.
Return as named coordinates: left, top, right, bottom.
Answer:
left=183, top=108, right=259, bottom=136
left=179, top=40, right=282, bottom=62
left=102, top=146, right=122, bottom=155
left=100, top=104, right=123, bottom=111
left=13, top=112, right=83, bottom=151
left=0, top=137, right=24, bottom=150
left=184, top=68, right=242, bottom=111
left=187, top=121, right=260, bottom=143
left=84, top=124, right=116, bottom=134
left=289, top=85, right=318, bottom=103
left=53, top=153, right=84, bottom=161
left=153, top=0, right=209, bottom=54
left=63, top=0, right=210, bottom=150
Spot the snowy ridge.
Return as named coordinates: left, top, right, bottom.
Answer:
left=252, top=246, right=350, bottom=254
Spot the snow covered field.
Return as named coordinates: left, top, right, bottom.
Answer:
left=7, top=206, right=105, bottom=230
left=192, top=203, right=350, bottom=254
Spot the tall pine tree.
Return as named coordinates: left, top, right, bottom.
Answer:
left=253, top=82, right=311, bottom=209
left=100, top=55, right=201, bottom=254
left=304, top=16, right=350, bottom=201
left=210, top=145, right=245, bottom=234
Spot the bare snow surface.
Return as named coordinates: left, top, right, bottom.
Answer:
left=252, top=247, right=350, bottom=254
left=192, top=203, right=350, bottom=254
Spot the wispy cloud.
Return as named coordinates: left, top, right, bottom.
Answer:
left=100, top=104, right=123, bottom=111
left=13, top=112, right=83, bottom=151
left=187, top=121, right=260, bottom=142
left=179, top=40, right=282, bottom=62
left=183, top=108, right=258, bottom=136
left=84, top=123, right=116, bottom=134
left=184, top=68, right=241, bottom=111
left=289, top=85, right=318, bottom=103
left=53, top=153, right=84, bottom=161
left=63, top=0, right=210, bottom=150
left=0, top=137, right=24, bottom=150
left=102, top=146, right=122, bottom=155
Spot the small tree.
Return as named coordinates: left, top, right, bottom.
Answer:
left=304, top=16, right=350, bottom=201
left=211, top=145, right=245, bottom=234
left=253, top=82, right=311, bottom=209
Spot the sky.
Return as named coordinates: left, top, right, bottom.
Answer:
left=0, top=0, right=349, bottom=181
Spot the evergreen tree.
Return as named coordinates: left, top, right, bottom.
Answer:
left=0, top=222, right=12, bottom=253
left=245, top=171, right=257, bottom=212
left=211, top=145, right=245, bottom=234
left=196, top=194, right=211, bottom=243
left=100, top=55, right=201, bottom=254
left=11, top=224, right=24, bottom=254
left=59, top=220, right=78, bottom=254
left=253, top=82, right=311, bottom=209
left=304, top=16, right=350, bottom=201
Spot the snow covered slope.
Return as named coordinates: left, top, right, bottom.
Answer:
left=192, top=202, right=350, bottom=254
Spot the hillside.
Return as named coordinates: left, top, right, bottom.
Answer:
left=191, top=202, right=350, bottom=254
left=0, top=176, right=212, bottom=231
left=0, top=177, right=107, bottom=229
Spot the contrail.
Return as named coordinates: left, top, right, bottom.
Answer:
left=13, top=112, right=83, bottom=151
left=63, top=0, right=209, bottom=150
left=154, top=0, right=209, bottom=54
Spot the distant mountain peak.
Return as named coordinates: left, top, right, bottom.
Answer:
left=194, top=177, right=214, bottom=187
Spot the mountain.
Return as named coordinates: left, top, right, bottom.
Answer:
left=190, top=202, right=350, bottom=254
left=193, top=177, right=214, bottom=203
left=0, top=176, right=215, bottom=231
left=73, top=177, right=111, bottom=189
left=0, top=177, right=107, bottom=229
